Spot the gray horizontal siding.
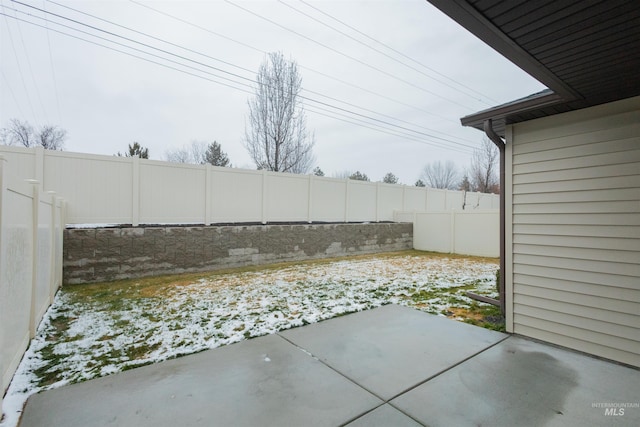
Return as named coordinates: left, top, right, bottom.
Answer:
left=509, top=97, right=640, bottom=367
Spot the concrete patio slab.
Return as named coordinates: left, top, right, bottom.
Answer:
left=392, top=336, right=640, bottom=427
left=279, top=304, right=508, bottom=400
left=18, top=334, right=382, bottom=427
left=17, top=304, right=638, bottom=427
left=344, top=404, right=423, bottom=427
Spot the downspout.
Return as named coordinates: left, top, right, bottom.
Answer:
left=484, top=119, right=506, bottom=315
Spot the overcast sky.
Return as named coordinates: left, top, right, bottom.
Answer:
left=0, top=0, right=545, bottom=183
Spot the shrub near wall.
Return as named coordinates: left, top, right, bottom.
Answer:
left=63, top=222, right=413, bottom=284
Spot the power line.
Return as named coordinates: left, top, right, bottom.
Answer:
left=14, top=1, right=474, bottom=148
left=1, top=69, right=27, bottom=118
left=42, top=0, right=62, bottom=123
left=41, top=0, right=457, bottom=142
left=298, top=0, right=499, bottom=104
left=298, top=65, right=460, bottom=126
left=279, top=0, right=491, bottom=108
left=0, top=11, right=256, bottom=95
left=301, top=87, right=475, bottom=145
left=302, top=95, right=474, bottom=149
left=223, top=0, right=472, bottom=110
left=10, top=4, right=48, bottom=122
left=128, top=0, right=460, bottom=126
left=12, top=1, right=259, bottom=87
left=4, top=3, right=476, bottom=152
left=2, top=10, right=460, bottom=150
left=47, top=0, right=257, bottom=79
left=2, top=9, right=38, bottom=124
left=306, top=105, right=471, bottom=154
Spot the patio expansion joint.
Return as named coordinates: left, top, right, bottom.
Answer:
left=276, top=332, right=432, bottom=427
left=386, top=334, right=512, bottom=403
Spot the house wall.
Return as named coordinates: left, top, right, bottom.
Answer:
left=506, top=96, right=640, bottom=367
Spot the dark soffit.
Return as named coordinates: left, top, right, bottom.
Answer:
left=427, top=0, right=640, bottom=136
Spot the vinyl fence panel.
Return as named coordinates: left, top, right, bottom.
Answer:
left=347, top=180, right=376, bottom=222
left=377, top=184, right=404, bottom=221
left=309, top=177, right=347, bottom=222
left=413, top=210, right=499, bottom=257
left=0, top=180, right=33, bottom=397
left=425, top=188, right=447, bottom=211
left=0, top=157, right=65, bottom=407
left=265, top=172, right=309, bottom=222
left=210, top=168, right=263, bottom=223
left=44, top=151, right=133, bottom=224
left=139, top=160, right=206, bottom=224
left=404, top=186, right=427, bottom=211
left=0, top=146, right=499, bottom=225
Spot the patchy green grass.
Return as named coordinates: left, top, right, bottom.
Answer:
left=12, top=251, right=501, bottom=399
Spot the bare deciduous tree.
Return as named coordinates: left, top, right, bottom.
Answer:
left=420, top=160, right=458, bottom=189
left=468, top=137, right=499, bottom=193
left=37, top=125, right=67, bottom=150
left=2, top=119, right=34, bottom=147
left=245, top=52, right=315, bottom=174
left=165, top=141, right=208, bottom=164
left=1, top=119, right=66, bottom=150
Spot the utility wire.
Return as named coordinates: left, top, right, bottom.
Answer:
left=12, top=1, right=259, bottom=87
left=2, top=8, right=39, bottom=125
left=17, top=1, right=473, bottom=147
left=10, top=3, right=48, bottom=122
left=224, top=0, right=472, bottom=110
left=0, top=11, right=256, bottom=95
left=128, top=0, right=460, bottom=126
left=41, top=0, right=456, bottom=140
left=280, top=0, right=490, bottom=107
left=298, top=0, right=498, bottom=104
left=42, top=0, right=62, bottom=123
left=5, top=2, right=476, bottom=151
left=302, top=87, right=473, bottom=144
left=306, top=105, right=471, bottom=153
left=1, top=69, right=27, bottom=118
left=47, top=0, right=257, bottom=79
left=302, top=95, right=473, bottom=149
left=2, top=10, right=464, bottom=150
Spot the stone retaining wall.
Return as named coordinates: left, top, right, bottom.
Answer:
left=63, top=223, right=413, bottom=284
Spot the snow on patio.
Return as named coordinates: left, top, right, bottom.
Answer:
left=1, top=252, right=498, bottom=427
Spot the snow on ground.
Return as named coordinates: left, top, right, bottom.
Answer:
left=0, top=253, right=497, bottom=427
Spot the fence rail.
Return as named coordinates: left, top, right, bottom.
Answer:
left=0, top=155, right=65, bottom=410
left=1, top=146, right=499, bottom=225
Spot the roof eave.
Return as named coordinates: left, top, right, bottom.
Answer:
left=460, top=91, right=564, bottom=130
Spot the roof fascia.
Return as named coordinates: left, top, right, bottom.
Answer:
left=460, top=91, right=564, bottom=128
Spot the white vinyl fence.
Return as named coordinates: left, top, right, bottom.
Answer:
left=402, top=210, right=500, bottom=257
left=0, top=155, right=65, bottom=411
left=0, top=146, right=499, bottom=225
